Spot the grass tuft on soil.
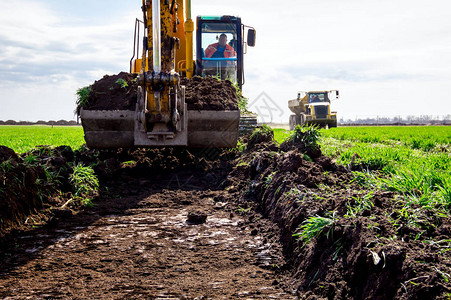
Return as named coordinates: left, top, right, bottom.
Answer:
left=247, top=124, right=275, bottom=150
left=0, top=145, right=100, bottom=237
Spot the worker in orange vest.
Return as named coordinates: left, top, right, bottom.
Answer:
left=205, top=33, right=237, bottom=58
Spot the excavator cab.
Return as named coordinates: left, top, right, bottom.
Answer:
left=196, top=16, right=255, bottom=90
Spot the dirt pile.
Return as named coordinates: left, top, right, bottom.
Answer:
left=0, top=146, right=50, bottom=235
left=181, top=76, right=239, bottom=111
left=91, top=147, right=234, bottom=181
left=246, top=125, right=278, bottom=151
left=82, top=72, right=138, bottom=111
left=0, top=145, right=103, bottom=238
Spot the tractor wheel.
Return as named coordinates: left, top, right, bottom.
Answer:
left=289, top=115, right=297, bottom=130
left=299, top=114, right=305, bottom=126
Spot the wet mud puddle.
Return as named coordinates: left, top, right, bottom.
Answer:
left=0, top=189, right=294, bottom=299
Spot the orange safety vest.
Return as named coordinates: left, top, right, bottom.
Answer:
left=205, top=43, right=236, bottom=58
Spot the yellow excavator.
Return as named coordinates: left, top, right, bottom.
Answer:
left=80, top=0, right=255, bottom=148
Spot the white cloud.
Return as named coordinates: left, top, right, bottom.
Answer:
left=0, top=1, right=139, bottom=121
left=0, top=1, right=136, bottom=82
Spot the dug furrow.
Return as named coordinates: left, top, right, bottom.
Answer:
left=0, top=175, right=293, bottom=299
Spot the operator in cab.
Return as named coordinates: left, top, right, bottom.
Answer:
left=205, top=33, right=236, bottom=58
left=311, top=95, right=320, bottom=103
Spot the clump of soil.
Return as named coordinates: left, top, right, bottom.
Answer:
left=246, top=125, right=277, bottom=151
left=181, top=76, right=239, bottom=111
left=280, top=126, right=322, bottom=159
left=82, top=72, right=138, bottom=111
left=187, top=211, right=208, bottom=224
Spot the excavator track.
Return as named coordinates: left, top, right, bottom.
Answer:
left=239, top=113, right=258, bottom=136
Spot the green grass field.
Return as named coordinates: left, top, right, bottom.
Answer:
left=321, top=126, right=451, bottom=152
left=275, top=126, right=451, bottom=210
left=0, top=125, right=85, bottom=153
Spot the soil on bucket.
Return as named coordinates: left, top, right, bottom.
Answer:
left=81, top=73, right=238, bottom=112
left=181, top=76, right=239, bottom=111
left=82, top=72, right=138, bottom=111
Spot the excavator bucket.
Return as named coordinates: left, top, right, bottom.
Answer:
left=187, top=110, right=240, bottom=148
left=80, top=109, right=135, bottom=148
left=79, top=72, right=242, bottom=149
left=80, top=107, right=240, bottom=149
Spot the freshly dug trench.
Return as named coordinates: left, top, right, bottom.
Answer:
left=0, top=145, right=293, bottom=299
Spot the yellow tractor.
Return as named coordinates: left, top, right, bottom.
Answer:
left=80, top=0, right=256, bottom=148
left=288, top=90, right=339, bottom=130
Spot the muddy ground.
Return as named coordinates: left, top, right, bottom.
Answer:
left=1, top=128, right=450, bottom=299
left=0, top=168, right=292, bottom=299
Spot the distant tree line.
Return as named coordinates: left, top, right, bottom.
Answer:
left=339, top=115, right=451, bottom=126
left=0, top=120, right=79, bottom=126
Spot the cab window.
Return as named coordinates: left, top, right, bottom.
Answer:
left=200, top=23, right=238, bottom=83
left=308, top=93, right=326, bottom=103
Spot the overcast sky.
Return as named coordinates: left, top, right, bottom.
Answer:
left=0, top=0, right=450, bottom=122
